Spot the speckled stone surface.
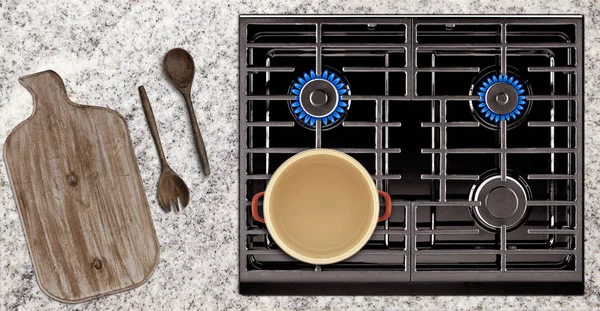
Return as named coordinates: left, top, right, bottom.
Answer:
left=0, top=1, right=599, bottom=310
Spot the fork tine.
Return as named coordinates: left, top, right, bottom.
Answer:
left=172, top=197, right=180, bottom=212
left=179, top=190, right=190, bottom=208
left=177, top=196, right=187, bottom=210
left=172, top=174, right=190, bottom=208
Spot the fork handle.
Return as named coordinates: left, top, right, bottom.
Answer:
left=139, top=86, right=168, bottom=167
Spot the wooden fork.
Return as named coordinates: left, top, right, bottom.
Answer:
left=138, top=86, right=190, bottom=212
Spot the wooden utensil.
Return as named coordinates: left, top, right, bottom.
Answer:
left=138, top=86, right=190, bottom=212
left=163, top=48, right=210, bottom=176
left=3, top=70, right=159, bottom=303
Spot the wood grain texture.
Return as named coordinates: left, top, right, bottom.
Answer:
left=163, top=48, right=211, bottom=176
left=138, top=86, right=190, bottom=212
left=3, top=70, right=159, bottom=303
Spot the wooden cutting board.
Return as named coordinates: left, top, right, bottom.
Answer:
left=4, top=70, right=159, bottom=303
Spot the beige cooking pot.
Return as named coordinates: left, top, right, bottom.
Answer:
left=251, top=149, right=392, bottom=265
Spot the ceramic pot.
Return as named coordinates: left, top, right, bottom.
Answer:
left=251, top=149, right=392, bottom=265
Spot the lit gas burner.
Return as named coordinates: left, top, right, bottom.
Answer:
left=469, top=67, right=532, bottom=130
left=468, top=170, right=532, bottom=232
left=288, top=68, right=350, bottom=130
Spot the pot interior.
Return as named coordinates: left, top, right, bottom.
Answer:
left=266, top=151, right=377, bottom=263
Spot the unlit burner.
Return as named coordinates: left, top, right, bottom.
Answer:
left=469, top=171, right=532, bottom=232
left=289, top=69, right=350, bottom=130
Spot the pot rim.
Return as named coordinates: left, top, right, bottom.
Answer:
left=263, top=148, right=379, bottom=265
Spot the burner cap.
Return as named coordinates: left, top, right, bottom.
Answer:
left=289, top=69, right=350, bottom=129
left=469, top=173, right=531, bottom=232
left=485, top=82, right=519, bottom=115
left=469, top=69, right=532, bottom=130
left=300, top=79, right=338, bottom=117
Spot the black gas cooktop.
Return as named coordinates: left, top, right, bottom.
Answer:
left=238, top=15, right=584, bottom=295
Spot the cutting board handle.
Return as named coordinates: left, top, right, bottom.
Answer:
left=19, top=70, right=72, bottom=115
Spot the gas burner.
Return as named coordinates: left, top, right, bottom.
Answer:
left=469, top=67, right=532, bottom=130
left=477, top=74, right=526, bottom=121
left=288, top=68, right=350, bottom=130
left=468, top=170, right=532, bottom=232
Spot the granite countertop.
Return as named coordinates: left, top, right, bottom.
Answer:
left=1, top=1, right=599, bottom=310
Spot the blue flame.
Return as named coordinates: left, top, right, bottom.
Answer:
left=290, top=69, right=349, bottom=127
left=477, top=73, right=527, bottom=123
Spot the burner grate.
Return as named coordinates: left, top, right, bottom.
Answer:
left=239, top=15, right=583, bottom=295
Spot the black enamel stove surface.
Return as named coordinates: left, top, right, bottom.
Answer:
left=239, top=15, right=584, bottom=295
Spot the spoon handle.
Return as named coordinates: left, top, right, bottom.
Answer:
left=183, top=90, right=211, bottom=176
left=138, top=86, right=168, bottom=168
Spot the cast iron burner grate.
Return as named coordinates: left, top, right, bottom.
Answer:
left=239, top=15, right=584, bottom=295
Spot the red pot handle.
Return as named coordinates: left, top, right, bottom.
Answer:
left=251, top=192, right=265, bottom=223
left=377, top=190, right=392, bottom=222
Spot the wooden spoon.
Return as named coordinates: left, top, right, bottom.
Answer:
left=163, top=48, right=211, bottom=176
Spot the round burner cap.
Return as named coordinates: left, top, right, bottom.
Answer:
left=469, top=174, right=531, bottom=232
left=485, top=82, right=519, bottom=115
left=485, top=186, right=518, bottom=218
left=299, top=79, right=339, bottom=117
